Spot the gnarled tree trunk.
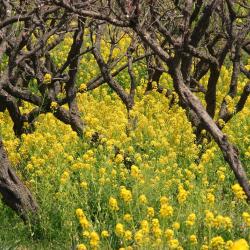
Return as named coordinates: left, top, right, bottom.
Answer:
left=0, top=138, right=38, bottom=221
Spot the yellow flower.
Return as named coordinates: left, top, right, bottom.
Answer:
left=165, top=229, right=174, bottom=240
left=226, top=241, right=233, bottom=249
left=147, top=207, right=155, bottom=217
left=111, top=169, right=117, bottom=177
left=207, top=193, right=215, bottom=203
left=205, top=210, right=214, bottom=227
left=225, top=95, right=232, bottom=104
left=160, top=196, right=169, bottom=205
left=223, top=216, right=233, bottom=229
left=82, top=230, right=90, bottom=238
left=79, top=83, right=87, bottom=92
left=101, top=230, right=110, bottom=238
left=172, top=222, right=180, bottom=230
left=120, top=187, right=132, bottom=203
left=139, top=194, right=148, bottom=204
left=201, top=129, right=206, bottom=135
left=126, top=247, right=133, bottom=250
left=160, top=204, right=173, bottom=217
left=177, top=185, right=188, bottom=203
left=231, top=239, right=249, bottom=250
left=76, top=208, right=84, bottom=218
left=189, top=235, right=197, bottom=244
left=77, top=243, right=87, bottom=250
left=140, top=220, right=149, bottom=233
left=242, top=212, right=250, bottom=226
left=50, top=101, right=58, bottom=111
left=152, top=226, right=162, bottom=238
left=131, top=165, right=140, bottom=178
left=23, top=121, right=29, bottom=129
left=79, top=217, right=90, bottom=229
left=152, top=218, right=160, bottom=227
left=115, top=154, right=123, bottom=163
left=90, top=231, right=100, bottom=247
left=232, top=184, right=247, bottom=200
left=210, top=236, right=225, bottom=250
left=123, top=213, right=133, bottom=222
left=134, top=230, right=143, bottom=245
left=44, top=73, right=52, bottom=84
left=124, top=230, right=132, bottom=241
left=168, top=239, right=180, bottom=249
left=152, top=81, right=158, bottom=89
left=186, top=213, right=196, bottom=226
left=201, top=245, right=209, bottom=250
left=60, top=172, right=69, bottom=184
left=80, top=181, right=88, bottom=189
left=109, top=196, right=119, bottom=211
left=218, top=119, right=225, bottom=128
left=115, top=223, right=124, bottom=237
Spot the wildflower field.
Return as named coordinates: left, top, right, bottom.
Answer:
left=0, top=32, right=249, bottom=250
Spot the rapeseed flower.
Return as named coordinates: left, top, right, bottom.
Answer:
left=231, top=239, right=249, bottom=250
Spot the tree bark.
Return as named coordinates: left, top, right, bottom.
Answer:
left=0, top=138, right=38, bottom=221
left=169, top=59, right=250, bottom=201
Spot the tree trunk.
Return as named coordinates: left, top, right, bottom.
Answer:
left=170, top=60, right=250, bottom=201
left=0, top=138, right=38, bottom=221
left=133, top=25, right=250, bottom=201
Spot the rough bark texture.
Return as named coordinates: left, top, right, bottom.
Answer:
left=64, top=18, right=85, bottom=137
left=0, top=138, right=38, bottom=220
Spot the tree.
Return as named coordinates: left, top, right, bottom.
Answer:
left=52, top=0, right=250, bottom=200
left=131, top=0, right=250, bottom=200
left=0, top=0, right=249, bottom=220
left=0, top=0, right=147, bottom=218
